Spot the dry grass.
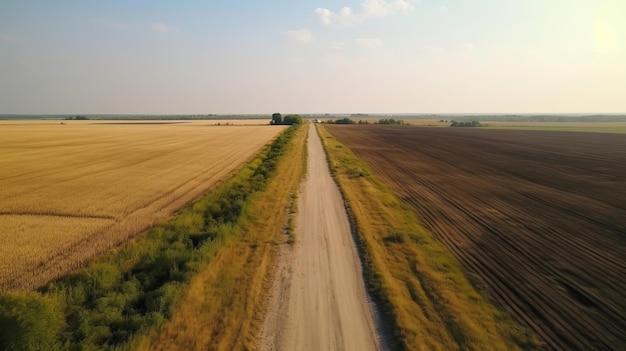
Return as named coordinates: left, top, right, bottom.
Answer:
left=317, top=125, right=537, bottom=350
left=0, top=121, right=285, bottom=292
left=136, top=123, right=308, bottom=351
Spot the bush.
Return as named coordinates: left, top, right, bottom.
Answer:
left=282, top=114, right=303, bottom=125
left=450, top=120, right=481, bottom=127
left=0, top=292, right=64, bottom=351
left=331, top=118, right=356, bottom=124
left=270, top=113, right=302, bottom=125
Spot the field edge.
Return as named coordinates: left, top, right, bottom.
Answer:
left=136, top=122, right=309, bottom=350
left=317, top=124, right=539, bottom=351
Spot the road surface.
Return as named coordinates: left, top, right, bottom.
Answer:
left=259, top=123, right=382, bottom=351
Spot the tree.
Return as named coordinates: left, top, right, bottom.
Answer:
left=271, top=113, right=282, bottom=125
left=0, top=292, right=65, bottom=351
left=377, top=118, right=404, bottom=125
left=450, top=120, right=480, bottom=127
left=333, top=118, right=356, bottom=124
left=282, top=114, right=302, bottom=125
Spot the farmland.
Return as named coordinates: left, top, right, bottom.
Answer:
left=324, top=125, right=626, bottom=350
left=0, top=120, right=284, bottom=292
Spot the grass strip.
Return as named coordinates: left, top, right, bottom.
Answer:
left=136, top=122, right=307, bottom=350
left=317, top=125, right=539, bottom=351
left=0, top=124, right=303, bottom=351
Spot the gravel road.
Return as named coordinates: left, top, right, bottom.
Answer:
left=259, top=123, right=382, bottom=351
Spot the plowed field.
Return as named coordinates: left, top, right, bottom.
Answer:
left=325, top=125, right=626, bottom=351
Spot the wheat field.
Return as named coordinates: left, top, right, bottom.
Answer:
left=0, top=120, right=284, bottom=292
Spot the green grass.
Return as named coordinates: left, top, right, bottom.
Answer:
left=317, top=125, right=538, bottom=351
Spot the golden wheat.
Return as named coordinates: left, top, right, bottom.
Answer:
left=0, top=120, right=284, bottom=291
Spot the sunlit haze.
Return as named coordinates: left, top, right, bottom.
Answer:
left=1, top=0, right=624, bottom=114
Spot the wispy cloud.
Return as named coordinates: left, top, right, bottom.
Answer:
left=151, top=22, right=180, bottom=33
left=440, top=6, right=448, bottom=14
left=316, top=0, right=413, bottom=26
left=356, top=37, right=383, bottom=49
left=286, top=29, right=313, bottom=43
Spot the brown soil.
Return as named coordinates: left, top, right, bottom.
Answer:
left=325, top=125, right=626, bottom=351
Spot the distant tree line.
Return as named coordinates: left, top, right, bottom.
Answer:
left=271, top=113, right=303, bottom=125
left=323, top=118, right=356, bottom=124
left=376, top=118, right=405, bottom=125
left=65, top=115, right=89, bottom=120
left=450, top=120, right=481, bottom=127
left=323, top=118, right=406, bottom=125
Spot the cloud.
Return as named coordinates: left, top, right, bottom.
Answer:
left=315, top=0, right=413, bottom=26
left=286, top=29, right=313, bottom=43
left=315, top=8, right=334, bottom=25
left=356, top=37, right=383, bottom=49
left=151, top=22, right=180, bottom=33
left=440, top=6, right=448, bottom=13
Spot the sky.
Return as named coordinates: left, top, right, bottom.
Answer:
left=0, top=0, right=625, bottom=114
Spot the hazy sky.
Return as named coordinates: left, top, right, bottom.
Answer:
left=1, top=0, right=624, bottom=114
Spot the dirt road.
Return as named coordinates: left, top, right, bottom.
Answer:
left=259, top=124, right=382, bottom=351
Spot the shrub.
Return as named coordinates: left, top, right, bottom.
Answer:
left=0, top=292, right=64, bottom=351
left=332, top=118, right=356, bottom=124
left=377, top=118, right=404, bottom=125
left=450, top=120, right=481, bottom=127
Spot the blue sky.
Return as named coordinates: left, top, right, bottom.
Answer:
left=1, top=0, right=624, bottom=114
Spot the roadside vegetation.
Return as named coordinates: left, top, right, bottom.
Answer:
left=317, top=125, right=538, bottom=351
left=0, top=124, right=306, bottom=351
left=137, top=122, right=307, bottom=350
left=270, top=112, right=303, bottom=125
